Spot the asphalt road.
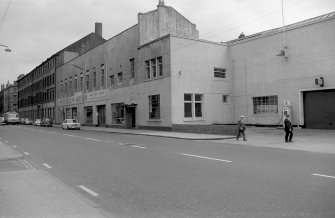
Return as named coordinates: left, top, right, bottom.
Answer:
left=1, top=124, right=335, bottom=218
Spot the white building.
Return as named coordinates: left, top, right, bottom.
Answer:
left=55, top=3, right=335, bottom=132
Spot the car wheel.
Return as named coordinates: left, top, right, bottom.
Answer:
left=67, top=126, right=70, bottom=130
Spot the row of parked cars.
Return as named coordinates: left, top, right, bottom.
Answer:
left=19, top=118, right=53, bottom=127
left=1, top=116, right=81, bottom=130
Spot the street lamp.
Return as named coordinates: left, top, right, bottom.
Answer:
left=0, top=44, right=12, bottom=52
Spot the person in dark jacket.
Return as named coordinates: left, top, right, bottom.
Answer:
left=236, top=115, right=247, bottom=141
left=284, top=114, right=293, bottom=143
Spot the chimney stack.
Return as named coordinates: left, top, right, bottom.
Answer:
left=95, top=22, right=102, bottom=37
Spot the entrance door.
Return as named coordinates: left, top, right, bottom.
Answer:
left=126, top=106, right=136, bottom=128
left=97, top=105, right=106, bottom=126
left=304, top=90, right=335, bottom=129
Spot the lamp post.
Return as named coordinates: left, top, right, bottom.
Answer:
left=0, top=44, right=12, bottom=52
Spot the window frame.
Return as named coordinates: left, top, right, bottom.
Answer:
left=148, top=94, right=160, bottom=120
left=252, top=95, right=278, bottom=115
left=184, top=93, right=205, bottom=120
left=145, top=56, right=163, bottom=80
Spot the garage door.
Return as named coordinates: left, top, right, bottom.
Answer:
left=303, top=90, right=335, bottom=129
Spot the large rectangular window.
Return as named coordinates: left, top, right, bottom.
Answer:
left=253, top=95, right=278, bottom=114
left=86, top=73, right=89, bottom=90
left=111, top=103, right=125, bottom=124
left=117, top=72, right=123, bottom=85
left=145, top=56, right=163, bottom=79
left=93, top=71, right=97, bottom=88
left=184, top=93, right=204, bottom=119
left=149, top=95, right=160, bottom=119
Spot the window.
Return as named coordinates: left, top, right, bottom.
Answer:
left=69, top=77, right=72, bottom=95
left=111, top=103, right=125, bottom=124
left=65, top=79, right=68, bottom=96
left=129, top=59, right=135, bottom=78
left=149, top=95, right=160, bottom=119
left=110, top=75, right=115, bottom=86
left=184, top=93, right=204, bottom=119
left=222, top=95, right=229, bottom=103
left=74, top=76, right=77, bottom=92
left=253, top=95, right=278, bottom=114
left=93, top=71, right=97, bottom=88
left=157, top=56, right=163, bottom=76
left=101, top=65, right=105, bottom=88
left=145, top=56, right=163, bottom=79
left=80, top=74, right=83, bottom=91
left=86, top=73, right=89, bottom=90
left=214, top=67, right=226, bottom=78
left=117, top=72, right=123, bottom=85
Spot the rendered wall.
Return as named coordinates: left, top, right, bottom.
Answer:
left=170, top=36, right=233, bottom=126
left=229, top=18, right=335, bottom=126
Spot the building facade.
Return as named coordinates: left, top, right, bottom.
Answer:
left=54, top=3, right=335, bottom=131
left=17, top=23, right=106, bottom=122
left=229, top=12, right=335, bottom=129
left=2, top=82, right=18, bottom=113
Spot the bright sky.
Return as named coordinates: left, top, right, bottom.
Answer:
left=1, top=0, right=334, bottom=85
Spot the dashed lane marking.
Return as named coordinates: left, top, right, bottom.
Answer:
left=63, top=134, right=74, bottom=137
left=12, top=145, right=16, bottom=148
left=84, top=138, right=101, bottom=142
left=48, top=131, right=56, bottom=134
left=4, top=140, right=8, bottom=143
left=130, top=145, right=146, bottom=149
left=24, top=152, right=30, bottom=156
left=312, top=173, right=335, bottom=179
left=118, top=143, right=125, bottom=145
left=78, top=185, right=99, bottom=197
left=43, top=163, right=52, bottom=169
left=178, top=153, right=232, bottom=163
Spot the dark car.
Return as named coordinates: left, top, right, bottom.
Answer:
left=41, top=118, right=53, bottom=127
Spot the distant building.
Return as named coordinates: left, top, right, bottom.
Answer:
left=0, top=84, right=5, bottom=115
left=17, top=23, right=106, bottom=121
left=3, top=82, right=18, bottom=113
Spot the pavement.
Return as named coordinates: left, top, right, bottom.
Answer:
left=1, top=125, right=335, bottom=217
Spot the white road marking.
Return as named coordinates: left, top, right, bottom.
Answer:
left=4, top=140, right=8, bottom=143
left=84, top=138, right=101, bottom=142
left=48, top=131, right=56, bottom=134
left=24, top=152, right=30, bottom=155
left=312, top=173, right=335, bottom=179
left=12, top=145, right=16, bottom=148
left=43, top=163, right=52, bottom=169
left=63, top=134, right=74, bottom=137
left=118, top=143, right=124, bottom=145
left=78, top=185, right=99, bottom=197
left=130, top=145, right=146, bottom=149
left=178, top=153, right=232, bottom=163
left=19, top=159, right=35, bottom=170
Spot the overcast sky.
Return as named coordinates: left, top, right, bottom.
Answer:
left=1, top=0, right=334, bottom=85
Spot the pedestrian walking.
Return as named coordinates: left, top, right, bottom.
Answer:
left=236, top=115, right=247, bottom=141
left=284, top=114, right=293, bottom=143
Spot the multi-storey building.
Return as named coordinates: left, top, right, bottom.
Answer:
left=55, top=2, right=335, bottom=131
left=17, top=23, right=106, bottom=121
left=3, top=82, right=18, bottom=113
left=0, top=84, right=5, bottom=115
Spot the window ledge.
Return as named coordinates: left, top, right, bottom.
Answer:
left=147, top=119, right=161, bottom=122
left=183, top=118, right=205, bottom=122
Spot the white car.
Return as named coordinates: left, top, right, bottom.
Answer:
left=62, top=119, right=81, bottom=130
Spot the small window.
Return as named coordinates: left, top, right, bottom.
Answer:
left=110, top=75, right=115, bottom=86
left=214, top=67, right=226, bottom=78
left=222, top=95, right=229, bottom=103
left=129, top=59, right=135, bottom=78
left=117, top=72, right=123, bottom=85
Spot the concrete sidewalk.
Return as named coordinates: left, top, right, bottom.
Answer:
left=0, top=142, right=112, bottom=218
left=58, top=125, right=335, bottom=155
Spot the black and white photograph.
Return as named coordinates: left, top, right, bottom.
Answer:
left=1, top=0, right=335, bottom=217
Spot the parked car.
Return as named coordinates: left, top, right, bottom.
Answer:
left=3, top=112, right=20, bottom=125
left=33, top=119, right=41, bottom=126
left=41, top=118, right=53, bottom=127
left=62, top=119, right=81, bottom=130
left=0, top=117, right=4, bottom=125
left=20, top=118, right=27, bottom=125
left=25, top=118, right=33, bottom=125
